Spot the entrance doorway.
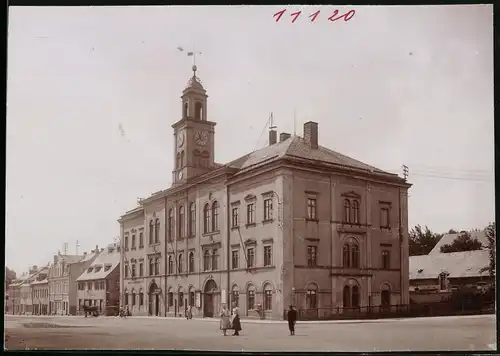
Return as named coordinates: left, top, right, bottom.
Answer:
left=203, top=279, right=217, bottom=317
left=149, top=281, right=159, bottom=317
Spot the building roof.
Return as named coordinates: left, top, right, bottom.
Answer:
left=226, top=135, right=396, bottom=177
left=429, top=230, right=488, bottom=255
left=31, top=278, right=48, bottom=285
left=409, top=249, right=490, bottom=280
left=76, top=243, right=120, bottom=282
left=79, top=250, right=100, bottom=263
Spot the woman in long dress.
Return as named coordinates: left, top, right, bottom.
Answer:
left=231, top=303, right=242, bottom=336
left=219, top=304, right=231, bottom=336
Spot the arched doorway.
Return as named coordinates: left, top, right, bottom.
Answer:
left=149, top=281, right=160, bottom=317
left=203, top=279, right=217, bottom=317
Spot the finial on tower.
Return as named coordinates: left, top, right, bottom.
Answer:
left=192, top=64, right=197, bottom=77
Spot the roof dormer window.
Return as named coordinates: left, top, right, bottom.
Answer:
left=87, top=268, right=93, bottom=273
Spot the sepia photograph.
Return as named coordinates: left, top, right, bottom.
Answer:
left=5, top=4, right=495, bottom=351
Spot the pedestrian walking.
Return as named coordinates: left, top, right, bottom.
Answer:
left=287, top=305, right=297, bottom=335
left=219, top=304, right=231, bottom=336
left=186, top=305, right=193, bottom=320
left=231, top=302, right=242, bottom=336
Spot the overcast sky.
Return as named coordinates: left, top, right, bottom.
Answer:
left=6, top=5, right=494, bottom=274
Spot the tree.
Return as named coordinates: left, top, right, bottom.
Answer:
left=409, top=225, right=443, bottom=256
left=440, top=231, right=483, bottom=253
left=448, top=229, right=458, bottom=234
left=5, top=267, right=17, bottom=290
left=480, top=222, right=495, bottom=277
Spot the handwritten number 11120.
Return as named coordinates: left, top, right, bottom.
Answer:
left=273, top=9, right=355, bottom=24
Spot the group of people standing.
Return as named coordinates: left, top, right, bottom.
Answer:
left=219, top=303, right=242, bottom=336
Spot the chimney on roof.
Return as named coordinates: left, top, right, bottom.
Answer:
left=53, top=255, right=58, bottom=264
left=101, top=248, right=104, bottom=252
left=280, top=132, right=291, bottom=142
left=83, top=252, right=87, bottom=256
left=303, top=121, right=318, bottom=149
left=269, top=128, right=277, bottom=146
left=95, top=245, right=99, bottom=252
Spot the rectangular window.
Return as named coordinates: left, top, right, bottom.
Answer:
left=139, top=232, right=144, bottom=248
left=263, top=198, right=273, bottom=221
left=380, top=207, right=390, bottom=228
left=139, top=262, right=144, bottom=277
left=247, top=203, right=255, bottom=224
left=248, top=290, right=255, bottom=310
left=189, top=291, right=195, bottom=306
left=382, top=250, right=390, bottom=269
left=232, top=250, right=239, bottom=269
left=306, top=289, right=317, bottom=309
left=168, top=292, right=173, bottom=307
left=149, top=259, right=154, bottom=276
left=124, top=264, right=129, bottom=278
left=231, top=207, right=239, bottom=227
left=247, top=248, right=255, bottom=268
left=307, top=246, right=317, bottom=267
left=264, top=245, right=272, bottom=267
left=179, top=292, right=184, bottom=307
left=307, top=198, right=317, bottom=220
left=211, top=249, right=218, bottom=271
left=124, top=235, right=129, bottom=250
left=87, top=282, right=92, bottom=290
left=140, top=293, right=144, bottom=306
left=132, top=234, right=136, bottom=249
left=131, top=263, right=136, bottom=277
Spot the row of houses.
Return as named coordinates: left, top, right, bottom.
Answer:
left=6, top=243, right=121, bottom=316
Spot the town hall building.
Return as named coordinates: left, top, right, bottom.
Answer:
left=118, top=64, right=411, bottom=320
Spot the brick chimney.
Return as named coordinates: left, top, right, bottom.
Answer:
left=95, top=245, right=99, bottom=253
left=303, top=121, right=318, bottom=149
left=269, top=129, right=277, bottom=145
left=280, top=132, right=291, bottom=142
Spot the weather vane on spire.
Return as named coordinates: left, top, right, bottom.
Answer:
left=177, top=45, right=202, bottom=77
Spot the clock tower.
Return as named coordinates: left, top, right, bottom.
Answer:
left=172, top=65, right=216, bottom=185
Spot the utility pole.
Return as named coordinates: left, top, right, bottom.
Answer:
left=402, top=165, right=409, bottom=181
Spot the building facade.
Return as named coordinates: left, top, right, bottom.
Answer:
left=76, top=243, right=121, bottom=315
left=31, top=269, right=49, bottom=315
left=8, top=278, right=25, bottom=315
left=48, top=250, right=99, bottom=315
left=119, top=66, right=411, bottom=320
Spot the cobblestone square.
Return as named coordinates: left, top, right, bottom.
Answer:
left=4, top=314, right=496, bottom=351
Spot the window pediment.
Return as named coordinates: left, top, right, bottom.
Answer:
left=244, top=238, right=257, bottom=246
left=244, top=194, right=257, bottom=202
left=261, top=191, right=275, bottom=198
left=262, top=238, right=274, bottom=244
left=231, top=200, right=241, bottom=207
left=342, top=191, right=361, bottom=199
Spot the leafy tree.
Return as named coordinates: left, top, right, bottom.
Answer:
left=480, top=222, right=495, bottom=277
left=440, top=231, right=483, bottom=253
left=448, top=229, right=458, bottom=234
left=409, top=225, right=443, bottom=256
left=5, top=267, right=17, bottom=290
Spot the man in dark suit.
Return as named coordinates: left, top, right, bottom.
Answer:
left=287, top=305, right=297, bottom=335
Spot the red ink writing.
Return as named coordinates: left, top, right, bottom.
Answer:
left=273, top=9, right=286, bottom=22
left=290, top=11, right=302, bottom=23
left=309, top=10, right=320, bottom=22
left=328, top=9, right=356, bottom=22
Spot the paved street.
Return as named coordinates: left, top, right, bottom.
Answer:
left=4, top=314, right=496, bottom=351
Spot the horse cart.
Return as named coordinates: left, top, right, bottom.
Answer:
left=83, top=305, right=99, bottom=317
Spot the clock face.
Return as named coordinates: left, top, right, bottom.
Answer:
left=178, top=170, right=183, bottom=180
left=194, top=131, right=209, bottom=146
left=177, top=132, right=185, bottom=147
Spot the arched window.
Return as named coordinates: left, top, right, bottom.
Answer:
left=178, top=287, right=184, bottom=308
left=343, top=285, right=350, bottom=308
left=203, top=203, right=211, bottom=233
left=124, top=291, right=129, bottom=306
left=381, top=284, right=391, bottom=307
left=247, top=284, right=256, bottom=311
left=351, top=285, right=360, bottom=308
left=178, top=206, right=185, bottom=238
left=154, top=257, right=160, bottom=275
left=183, top=102, right=188, bottom=118
left=231, top=285, right=240, bottom=307
left=203, top=250, right=210, bottom=271
left=189, top=202, right=196, bottom=236
left=168, top=255, right=173, bottom=274
left=167, top=288, right=173, bottom=308
left=154, top=218, right=160, bottom=243
left=149, top=258, right=154, bottom=276
left=212, top=201, right=219, bottom=231
left=211, top=248, right=219, bottom=271
left=306, top=283, right=318, bottom=309
left=343, top=238, right=360, bottom=268
left=149, top=220, right=154, bottom=245
left=189, top=286, right=195, bottom=307
left=178, top=254, right=183, bottom=274
left=168, top=209, right=173, bottom=241
left=263, top=283, right=273, bottom=311
left=131, top=289, right=136, bottom=306
left=343, top=199, right=350, bottom=223
left=195, top=102, right=202, bottom=120
left=188, top=252, right=194, bottom=273
left=351, top=200, right=360, bottom=224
